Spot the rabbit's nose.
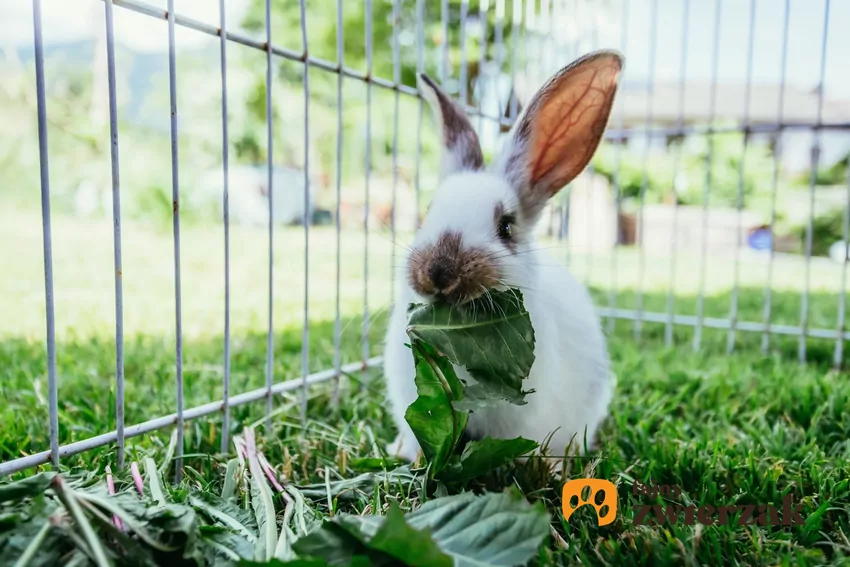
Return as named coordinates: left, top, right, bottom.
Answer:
left=428, top=260, right=458, bottom=294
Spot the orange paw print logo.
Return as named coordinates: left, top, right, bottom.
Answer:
left=562, top=478, right=618, bottom=526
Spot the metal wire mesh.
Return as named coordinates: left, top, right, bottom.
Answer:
left=2, top=0, right=849, bottom=477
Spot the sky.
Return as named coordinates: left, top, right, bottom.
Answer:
left=1, top=0, right=848, bottom=99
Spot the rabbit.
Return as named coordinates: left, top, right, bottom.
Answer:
left=382, top=50, right=624, bottom=466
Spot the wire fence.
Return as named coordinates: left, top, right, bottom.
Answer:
left=2, top=0, right=849, bottom=477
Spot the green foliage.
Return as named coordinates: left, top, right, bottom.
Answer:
left=796, top=206, right=848, bottom=257
left=796, top=152, right=849, bottom=186
left=3, top=273, right=850, bottom=564
left=403, top=289, right=539, bottom=480
left=294, top=490, right=549, bottom=567
left=406, top=289, right=536, bottom=407
left=0, top=432, right=549, bottom=567
left=591, top=130, right=777, bottom=209
left=404, top=341, right=469, bottom=474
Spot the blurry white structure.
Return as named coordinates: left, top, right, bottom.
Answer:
left=201, top=165, right=315, bottom=227
left=72, top=179, right=108, bottom=217
left=830, top=240, right=850, bottom=263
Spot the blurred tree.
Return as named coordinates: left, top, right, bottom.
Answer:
left=591, top=130, right=777, bottom=210
left=232, top=0, right=526, bottom=193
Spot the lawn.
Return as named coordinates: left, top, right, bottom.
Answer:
left=1, top=208, right=849, bottom=565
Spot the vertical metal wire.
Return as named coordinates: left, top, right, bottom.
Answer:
left=332, top=0, right=344, bottom=407
left=523, top=0, right=534, bottom=111
left=477, top=0, right=489, bottom=135
left=488, top=0, right=504, bottom=156
left=664, top=0, right=690, bottom=346
left=264, top=0, right=275, bottom=429
left=799, top=0, right=831, bottom=364
left=582, top=0, right=596, bottom=284
left=634, top=0, right=658, bottom=341
left=31, top=0, right=59, bottom=469
left=692, top=0, right=722, bottom=352
left=584, top=0, right=600, bottom=285
left=761, top=0, right=791, bottom=353
left=103, top=0, right=125, bottom=469
left=362, top=0, right=373, bottom=368
left=390, top=0, right=401, bottom=304
left=726, top=0, right=756, bottom=354
left=414, top=0, right=424, bottom=227
left=441, top=0, right=450, bottom=84
left=493, top=0, right=504, bottom=107
left=299, top=0, right=311, bottom=423
left=537, top=0, right=549, bottom=83
left=166, top=0, right=184, bottom=477
left=218, top=0, right=232, bottom=453
left=460, top=0, right=470, bottom=107
left=608, top=0, right=629, bottom=335
left=509, top=0, right=520, bottom=123
left=836, top=155, right=850, bottom=367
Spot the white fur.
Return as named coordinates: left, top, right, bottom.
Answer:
left=384, top=57, right=620, bottom=464
left=382, top=171, right=614, bottom=463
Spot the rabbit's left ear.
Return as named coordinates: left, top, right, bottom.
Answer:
left=418, top=73, right=484, bottom=179
left=495, top=50, right=623, bottom=221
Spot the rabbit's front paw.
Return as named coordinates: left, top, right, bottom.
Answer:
left=386, top=432, right=421, bottom=463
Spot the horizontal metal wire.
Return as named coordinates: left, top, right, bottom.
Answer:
left=107, top=0, right=513, bottom=128
left=106, top=0, right=850, bottom=140
left=596, top=308, right=850, bottom=341
left=0, top=357, right=383, bottom=476
left=6, top=296, right=844, bottom=477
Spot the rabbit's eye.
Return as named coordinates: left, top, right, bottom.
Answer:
left=497, top=215, right=514, bottom=240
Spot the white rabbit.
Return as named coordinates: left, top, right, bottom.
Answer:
left=383, top=51, right=624, bottom=464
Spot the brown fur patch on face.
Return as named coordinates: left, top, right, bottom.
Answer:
left=408, top=231, right=499, bottom=304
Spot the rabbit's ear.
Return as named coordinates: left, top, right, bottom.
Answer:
left=418, top=73, right=484, bottom=179
left=495, top=50, right=623, bottom=221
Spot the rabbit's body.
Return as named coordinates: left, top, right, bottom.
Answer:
left=384, top=239, right=612, bottom=462
left=381, top=51, right=624, bottom=465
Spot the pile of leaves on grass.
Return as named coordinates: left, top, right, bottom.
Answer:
left=2, top=289, right=557, bottom=566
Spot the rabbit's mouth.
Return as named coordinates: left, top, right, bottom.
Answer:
left=407, top=231, right=500, bottom=306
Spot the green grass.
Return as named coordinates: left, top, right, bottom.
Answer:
left=2, top=209, right=850, bottom=565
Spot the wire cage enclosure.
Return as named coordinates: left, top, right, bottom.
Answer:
left=1, top=0, right=849, bottom=477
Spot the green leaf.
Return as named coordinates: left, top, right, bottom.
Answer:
left=244, top=430, right=278, bottom=562
left=452, top=382, right=532, bottom=412
left=294, top=467, right=418, bottom=502
left=338, top=503, right=452, bottom=567
left=403, top=489, right=550, bottom=567
left=294, top=490, right=549, bottom=567
left=238, top=559, right=336, bottom=567
left=403, top=341, right=468, bottom=476
left=406, top=289, right=536, bottom=406
left=200, top=525, right=255, bottom=563
left=144, top=503, right=206, bottom=564
left=49, top=476, right=112, bottom=567
left=438, top=437, right=539, bottom=484
left=290, top=522, right=378, bottom=567
left=0, top=473, right=57, bottom=504
left=144, top=457, right=167, bottom=507
left=221, top=459, right=241, bottom=502
left=189, top=491, right=257, bottom=541
left=347, top=457, right=405, bottom=472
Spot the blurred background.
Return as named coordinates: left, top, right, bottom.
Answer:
left=1, top=0, right=849, bottom=457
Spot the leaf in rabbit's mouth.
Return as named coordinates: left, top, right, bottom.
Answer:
left=406, top=288, right=536, bottom=400
left=402, top=288, right=538, bottom=480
